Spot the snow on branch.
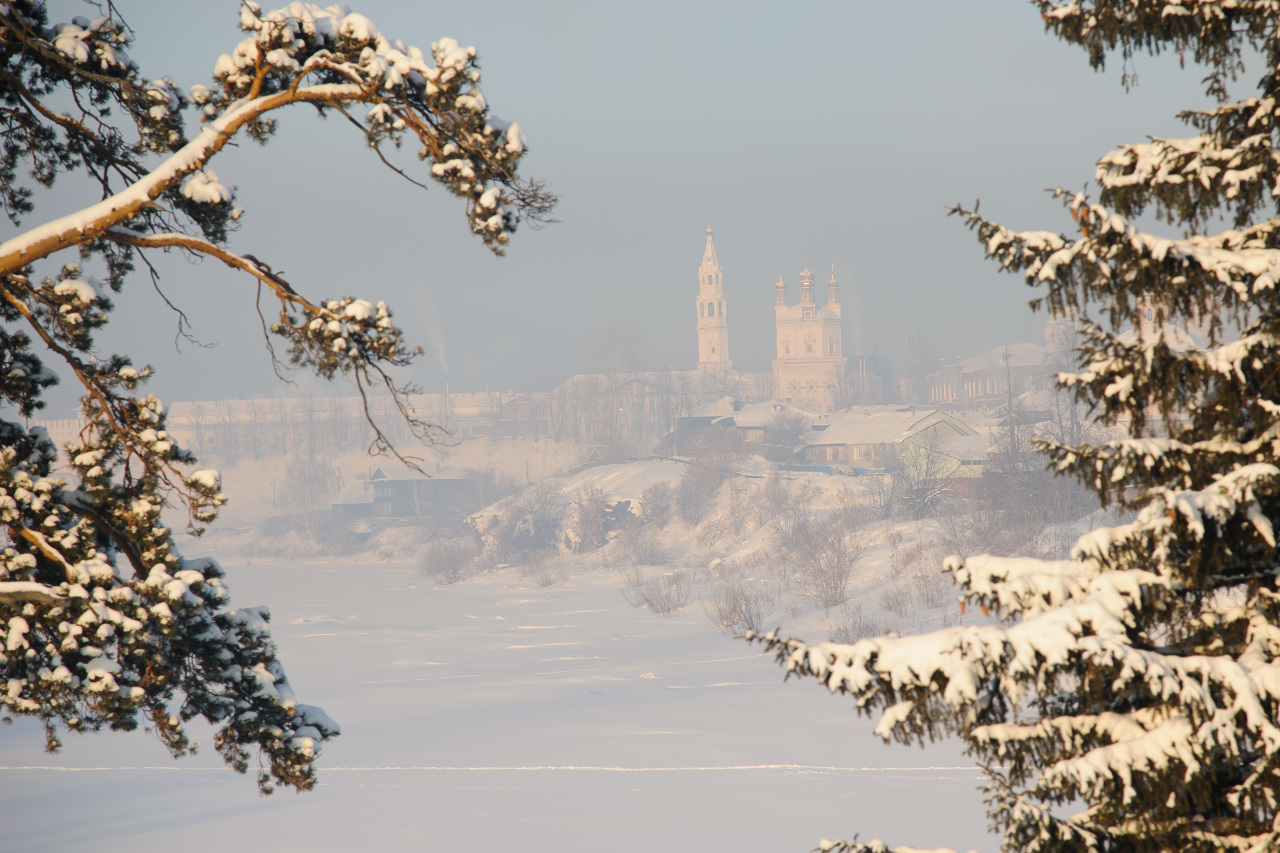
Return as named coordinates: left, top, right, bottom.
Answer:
left=0, top=0, right=555, bottom=796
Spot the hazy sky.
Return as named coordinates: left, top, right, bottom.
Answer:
left=29, top=1, right=1212, bottom=413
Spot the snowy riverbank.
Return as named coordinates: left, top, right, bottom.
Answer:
left=0, top=559, right=991, bottom=852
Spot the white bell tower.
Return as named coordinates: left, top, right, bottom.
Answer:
left=696, top=225, right=732, bottom=378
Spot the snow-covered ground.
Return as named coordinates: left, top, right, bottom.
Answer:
left=0, top=558, right=993, bottom=852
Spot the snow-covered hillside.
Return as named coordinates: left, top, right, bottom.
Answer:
left=2, top=444, right=1108, bottom=850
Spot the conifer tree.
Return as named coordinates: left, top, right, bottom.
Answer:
left=750, top=2, right=1280, bottom=850
left=0, top=2, right=552, bottom=793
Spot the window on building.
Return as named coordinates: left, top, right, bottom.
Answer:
left=708, top=302, right=715, bottom=317
left=719, top=301, right=724, bottom=316
left=1147, top=307, right=1153, bottom=322
left=806, top=342, right=813, bottom=354
left=784, top=344, right=790, bottom=354
left=699, top=303, right=704, bottom=317
left=711, top=347, right=716, bottom=353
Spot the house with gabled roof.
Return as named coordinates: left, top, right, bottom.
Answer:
left=801, top=406, right=982, bottom=468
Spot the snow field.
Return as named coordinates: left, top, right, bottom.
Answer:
left=0, top=560, right=992, bottom=852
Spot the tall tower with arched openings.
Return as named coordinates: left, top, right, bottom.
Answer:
left=696, top=225, right=732, bottom=379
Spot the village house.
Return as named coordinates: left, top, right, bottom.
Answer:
left=366, top=467, right=478, bottom=518
left=925, top=339, right=1058, bottom=411
left=801, top=406, right=983, bottom=469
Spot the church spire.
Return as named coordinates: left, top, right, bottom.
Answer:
left=700, top=224, right=721, bottom=287
left=696, top=225, right=730, bottom=377
left=827, top=259, right=840, bottom=304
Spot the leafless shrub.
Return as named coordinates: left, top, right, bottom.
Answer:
left=696, top=511, right=737, bottom=548
left=686, top=425, right=741, bottom=478
left=676, top=463, right=723, bottom=524
left=725, top=479, right=752, bottom=531
left=622, top=567, right=692, bottom=616
left=865, top=473, right=894, bottom=520
left=909, top=568, right=953, bottom=610
left=879, top=582, right=914, bottom=618
left=640, top=482, right=673, bottom=527
left=621, top=565, right=647, bottom=608
left=484, top=481, right=563, bottom=564
left=828, top=602, right=888, bottom=644
left=934, top=498, right=1075, bottom=563
left=644, top=571, right=692, bottom=616
left=755, top=469, right=790, bottom=524
left=833, top=485, right=873, bottom=530
left=1038, top=525, right=1078, bottom=560
left=771, top=502, right=814, bottom=561
left=566, top=485, right=608, bottom=553
left=890, top=535, right=929, bottom=578
left=621, top=528, right=668, bottom=566
left=777, top=514, right=871, bottom=613
left=701, top=573, right=776, bottom=634
left=520, top=559, right=562, bottom=588
left=421, top=537, right=478, bottom=584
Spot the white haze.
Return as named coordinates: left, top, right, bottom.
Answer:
left=24, top=0, right=1206, bottom=413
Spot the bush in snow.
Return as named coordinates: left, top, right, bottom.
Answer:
left=701, top=571, right=776, bottom=635
left=752, top=469, right=791, bottom=525
left=421, top=537, right=478, bottom=585
left=0, top=1, right=553, bottom=794
left=518, top=558, right=566, bottom=588
left=483, top=481, right=563, bottom=565
left=565, top=485, right=608, bottom=553
left=750, top=3, right=1280, bottom=850
left=675, top=462, right=723, bottom=525
left=826, top=602, right=888, bottom=645
left=639, top=481, right=673, bottom=527
left=619, top=528, right=668, bottom=567
left=772, top=501, right=870, bottom=614
left=789, top=518, right=871, bottom=614
left=622, top=567, right=692, bottom=617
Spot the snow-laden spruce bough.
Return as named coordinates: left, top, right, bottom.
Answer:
left=747, top=3, right=1280, bottom=851
left=0, top=1, right=552, bottom=794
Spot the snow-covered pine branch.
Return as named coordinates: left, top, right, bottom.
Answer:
left=0, top=1, right=554, bottom=795
left=749, top=2, right=1280, bottom=850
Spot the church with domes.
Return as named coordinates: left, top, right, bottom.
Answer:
left=694, top=226, right=850, bottom=414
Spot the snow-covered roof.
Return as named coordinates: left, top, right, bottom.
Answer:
left=917, top=434, right=990, bottom=462
left=806, top=407, right=977, bottom=447
left=685, top=396, right=737, bottom=419
left=728, top=399, right=817, bottom=429
left=947, top=341, right=1050, bottom=375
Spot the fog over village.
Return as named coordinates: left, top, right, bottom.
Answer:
left=7, top=3, right=1280, bottom=853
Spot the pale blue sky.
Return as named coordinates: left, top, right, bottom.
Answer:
left=30, top=1, right=1209, bottom=410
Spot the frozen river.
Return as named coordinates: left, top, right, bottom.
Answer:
left=1, top=561, right=992, bottom=852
